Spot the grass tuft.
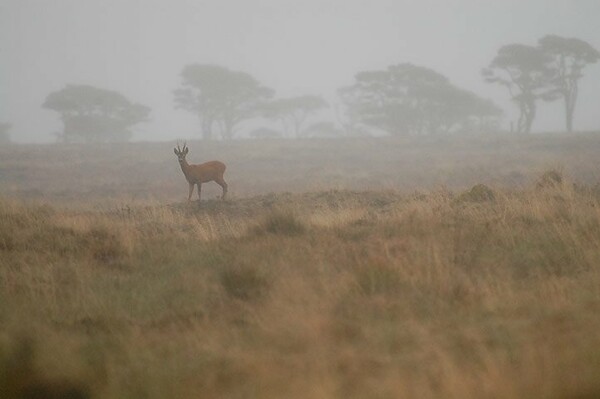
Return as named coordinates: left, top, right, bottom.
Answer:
left=219, top=263, right=272, bottom=301
left=254, top=209, right=306, bottom=236
left=536, top=169, right=565, bottom=189
left=353, top=262, right=403, bottom=297
left=457, top=183, right=496, bottom=203
left=85, top=226, right=131, bottom=269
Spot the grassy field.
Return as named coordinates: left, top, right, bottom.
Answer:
left=1, top=133, right=600, bottom=205
left=2, top=134, right=600, bottom=398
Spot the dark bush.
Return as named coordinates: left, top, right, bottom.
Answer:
left=536, top=169, right=564, bottom=189
left=457, top=184, right=496, bottom=203
left=220, top=263, right=271, bottom=301
left=254, top=210, right=306, bottom=236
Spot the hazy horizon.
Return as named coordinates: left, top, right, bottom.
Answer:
left=2, top=0, right=600, bottom=143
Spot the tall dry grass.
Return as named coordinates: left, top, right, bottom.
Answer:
left=2, top=174, right=600, bottom=398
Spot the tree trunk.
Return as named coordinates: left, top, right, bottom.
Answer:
left=565, top=99, right=573, bottom=133
left=517, top=99, right=536, bottom=134
left=517, top=104, right=526, bottom=134
left=564, top=85, right=577, bottom=133
left=293, top=112, right=307, bottom=138
left=524, top=103, right=536, bottom=134
left=524, top=115, right=533, bottom=134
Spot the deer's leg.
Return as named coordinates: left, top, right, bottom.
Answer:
left=216, top=178, right=228, bottom=200
left=187, top=183, right=194, bottom=201
left=197, top=183, right=202, bottom=201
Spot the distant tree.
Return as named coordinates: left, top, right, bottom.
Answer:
left=43, top=85, right=150, bottom=143
left=444, top=89, right=503, bottom=133
left=262, top=95, right=328, bottom=137
left=0, top=122, right=11, bottom=144
left=466, top=96, right=504, bottom=133
left=538, top=35, right=600, bottom=132
left=339, top=63, right=499, bottom=135
left=174, top=64, right=274, bottom=140
left=482, top=44, right=555, bottom=134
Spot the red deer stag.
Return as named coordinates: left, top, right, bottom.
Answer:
left=173, top=142, right=227, bottom=201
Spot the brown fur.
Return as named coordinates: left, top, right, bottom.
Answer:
left=174, top=144, right=227, bottom=201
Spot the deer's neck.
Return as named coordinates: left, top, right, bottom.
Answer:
left=179, top=160, right=193, bottom=181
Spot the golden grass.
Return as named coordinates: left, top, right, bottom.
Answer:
left=2, top=176, right=600, bottom=398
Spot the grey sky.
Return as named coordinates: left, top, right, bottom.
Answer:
left=1, top=0, right=600, bottom=142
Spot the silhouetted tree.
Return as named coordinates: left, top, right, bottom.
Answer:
left=174, top=64, right=274, bottom=140
left=0, top=123, right=11, bottom=144
left=539, top=35, right=600, bottom=132
left=483, top=44, right=555, bottom=133
left=340, top=63, right=500, bottom=135
left=43, top=85, right=150, bottom=143
left=467, top=96, right=504, bottom=133
left=262, top=95, right=328, bottom=137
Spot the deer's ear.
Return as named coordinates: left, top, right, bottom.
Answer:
left=173, top=148, right=178, bottom=155
left=184, top=147, right=189, bottom=155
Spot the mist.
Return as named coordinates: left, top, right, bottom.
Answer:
left=1, top=0, right=600, bottom=143
left=6, top=3, right=600, bottom=397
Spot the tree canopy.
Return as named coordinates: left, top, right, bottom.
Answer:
left=262, top=95, right=328, bottom=137
left=174, top=64, right=274, bottom=140
left=43, top=85, right=150, bottom=142
left=339, top=63, right=501, bottom=135
left=538, top=35, right=600, bottom=132
left=482, top=44, right=556, bottom=133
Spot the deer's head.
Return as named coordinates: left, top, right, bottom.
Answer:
left=173, top=142, right=189, bottom=163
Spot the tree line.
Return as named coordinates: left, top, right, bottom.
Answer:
left=3, top=34, right=596, bottom=143
left=483, top=35, right=600, bottom=133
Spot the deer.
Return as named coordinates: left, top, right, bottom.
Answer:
left=173, top=142, right=228, bottom=201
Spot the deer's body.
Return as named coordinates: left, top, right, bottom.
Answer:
left=174, top=143, right=228, bottom=201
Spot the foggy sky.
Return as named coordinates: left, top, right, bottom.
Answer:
left=1, top=0, right=600, bottom=143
